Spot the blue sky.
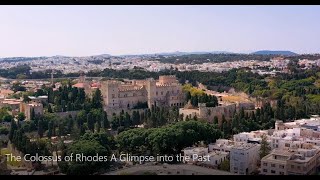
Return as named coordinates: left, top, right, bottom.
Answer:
left=0, top=5, right=319, bottom=57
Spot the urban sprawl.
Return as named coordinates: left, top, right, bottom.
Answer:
left=1, top=53, right=320, bottom=175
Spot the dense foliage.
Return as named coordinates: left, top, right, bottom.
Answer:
left=117, top=120, right=222, bottom=158
left=148, top=53, right=281, bottom=64
left=110, top=106, right=181, bottom=133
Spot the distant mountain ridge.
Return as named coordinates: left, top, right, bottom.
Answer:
left=156, top=51, right=234, bottom=56
left=120, top=51, right=234, bottom=57
left=0, top=50, right=302, bottom=61
left=252, top=50, right=298, bottom=56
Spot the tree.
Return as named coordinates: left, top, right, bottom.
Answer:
left=58, top=121, right=65, bottom=137
left=259, top=134, right=271, bottom=159
left=213, top=116, right=219, bottom=125
left=38, top=118, right=44, bottom=138
left=23, top=94, right=31, bottom=103
left=186, top=91, right=191, bottom=101
left=47, top=120, right=54, bottom=138
left=117, top=120, right=222, bottom=156
left=193, top=115, right=198, bottom=121
left=219, top=159, right=230, bottom=171
left=17, top=112, right=26, bottom=122
left=91, top=89, right=103, bottom=109
left=3, top=115, right=13, bottom=123
left=47, top=104, right=53, bottom=113
left=222, top=121, right=230, bottom=138
left=124, top=112, right=131, bottom=128
left=9, top=118, right=17, bottom=141
left=11, top=83, right=26, bottom=92
left=95, top=120, right=101, bottom=133
left=0, top=127, right=9, bottom=135
left=87, top=113, right=94, bottom=132
left=102, top=111, right=110, bottom=129
left=30, top=108, right=35, bottom=120
left=62, top=139, right=110, bottom=175
left=132, top=111, right=140, bottom=126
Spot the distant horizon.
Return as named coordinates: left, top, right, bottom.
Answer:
left=1, top=5, right=320, bottom=57
left=0, top=49, right=316, bottom=58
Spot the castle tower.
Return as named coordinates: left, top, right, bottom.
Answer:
left=100, top=80, right=120, bottom=109
left=146, top=78, right=157, bottom=108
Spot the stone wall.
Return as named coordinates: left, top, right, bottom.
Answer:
left=54, top=111, right=81, bottom=118
left=199, top=103, right=237, bottom=124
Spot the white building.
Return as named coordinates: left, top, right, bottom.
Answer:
left=230, top=143, right=260, bottom=175
left=261, top=144, right=320, bottom=175
left=233, top=130, right=269, bottom=144
left=203, top=151, right=229, bottom=167
left=183, top=147, right=208, bottom=164
left=209, top=139, right=235, bottom=153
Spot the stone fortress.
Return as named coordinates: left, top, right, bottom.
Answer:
left=76, top=73, right=255, bottom=121
left=90, top=75, right=185, bottom=111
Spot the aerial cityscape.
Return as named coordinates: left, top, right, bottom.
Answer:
left=1, top=5, right=320, bottom=175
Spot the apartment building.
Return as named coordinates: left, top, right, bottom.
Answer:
left=261, top=149, right=293, bottom=175
left=261, top=144, right=320, bottom=175
left=230, top=143, right=260, bottom=175
left=204, top=151, right=229, bottom=167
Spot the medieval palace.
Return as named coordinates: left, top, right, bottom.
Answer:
left=80, top=75, right=185, bottom=110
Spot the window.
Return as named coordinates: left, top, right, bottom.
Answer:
left=112, top=94, right=115, bottom=98
left=161, top=91, right=163, bottom=95
left=177, top=90, right=180, bottom=93
left=263, top=169, right=267, bottom=173
left=285, top=143, right=290, bottom=147
left=271, top=170, right=276, bottom=174
left=271, top=164, right=276, bottom=168
left=156, top=92, right=158, bottom=95
left=297, top=166, right=301, bottom=170
left=291, top=165, right=294, bottom=169
left=279, top=172, right=284, bottom=175
left=263, top=163, right=268, bottom=166
left=279, top=165, right=284, bottom=169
